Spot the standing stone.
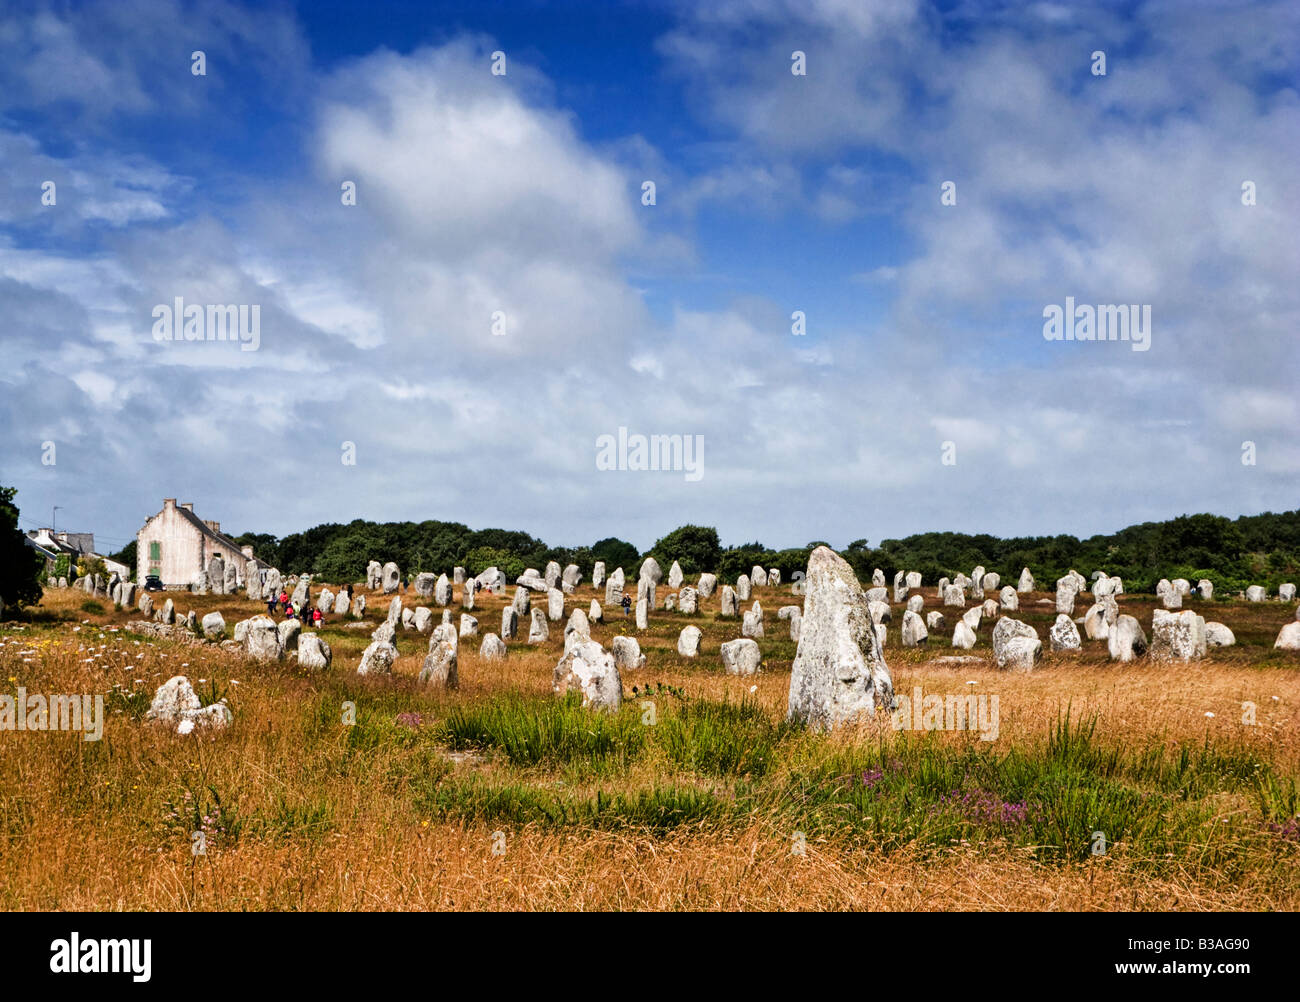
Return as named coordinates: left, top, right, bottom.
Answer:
left=544, top=561, right=562, bottom=589
left=1204, top=622, right=1235, bottom=647
left=223, top=564, right=239, bottom=595
left=1055, top=578, right=1077, bottom=615
left=981, top=572, right=999, bottom=592
left=1049, top=614, right=1082, bottom=652
left=414, top=607, right=433, bottom=634
left=668, top=561, right=684, bottom=589
left=999, top=586, right=1018, bottom=611
left=334, top=591, right=351, bottom=616
left=453, top=566, right=465, bottom=585
left=786, top=546, right=893, bottom=731
left=547, top=587, right=564, bottom=622
left=866, top=587, right=887, bottom=603
left=1246, top=585, right=1267, bottom=602
left=902, top=610, right=928, bottom=647
left=789, top=610, right=802, bottom=642
left=463, top=579, right=477, bottom=610
left=961, top=606, right=982, bottom=631
left=992, top=618, right=1042, bottom=671
left=638, top=557, right=662, bottom=587
left=1107, top=615, right=1149, bottom=662
left=372, top=621, right=396, bottom=645
left=612, top=635, right=646, bottom=670
left=872, top=569, right=886, bottom=587
left=982, top=598, right=998, bottom=620
left=1280, top=583, right=1297, bottom=602
left=1161, top=584, right=1183, bottom=610
left=721, top=638, right=762, bottom=676
left=1273, top=623, right=1300, bottom=650
left=905, top=571, right=922, bottom=590
left=952, top=621, right=976, bottom=650
left=678, top=586, right=698, bottom=615
left=677, top=625, right=701, bottom=657
left=353, top=594, right=366, bottom=618
left=604, top=567, right=625, bottom=605
left=589, top=599, right=603, bottom=623
left=553, top=639, right=622, bottom=711
left=737, top=574, right=752, bottom=601
left=1172, top=578, right=1191, bottom=597
left=592, top=562, right=606, bottom=589
left=742, top=609, right=764, bottom=638
left=501, top=607, right=518, bottom=640
left=906, top=594, right=924, bottom=614
left=1017, top=568, right=1034, bottom=592
left=635, top=598, right=648, bottom=630
left=278, top=618, right=301, bottom=652
left=1151, top=610, right=1206, bottom=661
left=867, top=601, right=891, bottom=625
left=242, top=615, right=282, bottom=662
left=298, top=633, right=332, bottom=670
left=512, top=586, right=530, bottom=616
left=419, top=624, right=458, bottom=688
left=434, top=574, right=451, bottom=606
left=1198, top=579, right=1214, bottom=600
left=317, top=587, right=334, bottom=613
left=138, top=592, right=154, bottom=618
left=480, top=633, right=507, bottom=660
left=562, top=564, right=581, bottom=593
left=769, top=568, right=781, bottom=587
left=366, top=561, right=382, bottom=589
left=564, top=608, right=591, bottom=644
left=459, top=613, right=479, bottom=638
left=697, top=573, right=717, bottom=599
left=292, top=577, right=310, bottom=609
left=926, top=611, right=947, bottom=631
left=414, top=573, right=436, bottom=598
left=1083, top=603, right=1111, bottom=640
left=201, top=612, right=226, bottom=639
left=387, top=596, right=402, bottom=626
left=381, top=562, right=400, bottom=594
left=720, top=586, right=738, bottom=617
left=751, top=565, right=768, bottom=588
left=528, top=608, right=549, bottom=643
left=943, top=584, right=965, bottom=608
left=160, top=598, right=175, bottom=625
left=207, top=556, right=226, bottom=595
left=191, top=570, right=210, bottom=595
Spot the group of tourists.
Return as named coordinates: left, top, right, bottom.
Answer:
left=266, top=582, right=355, bottom=626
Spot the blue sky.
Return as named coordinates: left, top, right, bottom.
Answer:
left=1, top=0, right=1297, bottom=557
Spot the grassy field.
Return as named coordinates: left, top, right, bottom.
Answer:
left=1, top=576, right=1297, bottom=910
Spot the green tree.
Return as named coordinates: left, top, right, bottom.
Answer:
left=0, top=486, right=44, bottom=611
left=591, top=537, right=640, bottom=573
left=109, top=539, right=137, bottom=579
left=647, top=525, right=721, bottom=574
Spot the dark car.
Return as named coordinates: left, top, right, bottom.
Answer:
left=143, top=575, right=164, bottom=592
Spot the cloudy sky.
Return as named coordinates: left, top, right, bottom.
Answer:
left=2, top=0, right=1297, bottom=556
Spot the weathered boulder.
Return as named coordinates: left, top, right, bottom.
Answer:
left=742, top=609, right=764, bottom=638
left=501, top=607, right=518, bottom=640
left=459, top=613, right=479, bottom=638
left=528, top=608, right=549, bottom=643
left=1247, top=585, right=1266, bottom=602
left=901, top=610, right=927, bottom=647
left=721, top=638, right=762, bottom=676
left=480, top=633, right=507, bottom=660
left=611, top=635, right=646, bottom=670
left=676, top=625, right=701, bottom=657
left=992, top=618, right=1042, bottom=671
left=678, top=586, right=698, bottom=615
left=547, top=587, right=564, bottom=622
left=720, top=586, right=738, bottom=617
left=1151, top=610, right=1207, bottom=661
left=736, top=574, right=752, bottom=601
left=298, top=633, right=332, bottom=670
left=435, top=574, right=452, bottom=606
left=926, top=611, right=947, bottom=631
left=242, top=615, right=282, bottom=662
left=553, top=639, right=622, bottom=711
left=1197, top=579, right=1214, bottom=600
left=357, top=640, right=398, bottom=676
left=1049, top=614, right=1081, bottom=652
left=381, top=562, right=400, bottom=594
left=943, top=584, right=965, bottom=608
left=786, top=546, right=893, bottom=731
left=146, top=676, right=231, bottom=735
left=1204, top=622, right=1235, bottom=647
left=952, top=620, right=977, bottom=650
left=592, top=562, right=606, bottom=589
left=278, top=617, right=301, bottom=651
left=1273, top=622, right=1300, bottom=651
left=413, top=607, right=433, bottom=634
left=1017, top=567, right=1034, bottom=592
left=1107, top=615, right=1148, bottom=662
left=697, top=573, right=717, bottom=598
left=999, top=586, right=1019, bottom=611
left=201, top=612, right=226, bottom=640
left=419, top=624, right=458, bottom=688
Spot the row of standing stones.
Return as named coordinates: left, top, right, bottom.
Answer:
left=102, top=554, right=1298, bottom=736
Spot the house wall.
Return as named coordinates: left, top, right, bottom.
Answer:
left=136, top=500, right=248, bottom=588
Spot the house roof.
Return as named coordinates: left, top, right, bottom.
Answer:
left=25, top=536, right=59, bottom=561
left=171, top=505, right=246, bottom=554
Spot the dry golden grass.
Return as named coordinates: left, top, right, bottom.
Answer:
left=2, top=578, right=1297, bottom=911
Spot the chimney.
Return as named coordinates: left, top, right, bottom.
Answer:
left=163, top=498, right=177, bottom=509
left=181, top=502, right=194, bottom=512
